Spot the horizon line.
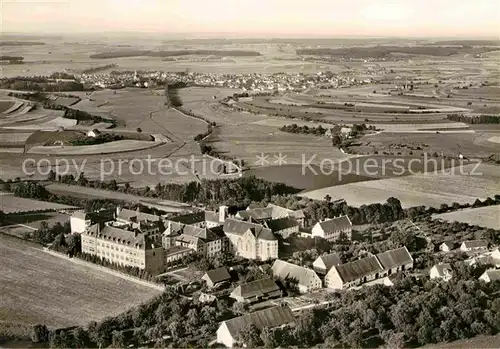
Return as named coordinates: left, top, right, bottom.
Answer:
left=1, top=31, right=499, bottom=40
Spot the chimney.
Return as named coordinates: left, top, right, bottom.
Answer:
left=219, top=205, right=229, bottom=223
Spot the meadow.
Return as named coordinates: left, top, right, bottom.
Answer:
left=432, top=205, right=500, bottom=229
left=0, top=100, right=14, bottom=113
left=27, top=139, right=162, bottom=155
left=0, top=193, right=75, bottom=214
left=0, top=235, right=162, bottom=328
left=300, top=163, right=500, bottom=208
left=45, top=183, right=190, bottom=212
left=354, top=131, right=500, bottom=159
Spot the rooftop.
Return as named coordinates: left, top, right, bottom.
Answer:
left=117, top=208, right=160, bottom=223
left=432, top=263, right=452, bottom=277
left=169, top=211, right=205, bottom=225
left=224, top=218, right=277, bottom=241
left=462, top=240, right=489, bottom=248
left=84, top=224, right=160, bottom=250
left=335, top=256, right=383, bottom=283
left=316, top=215, right=352, bottom=232
left=266, top=217, right=299, bottom=233
left=483, top=269, right=500, bottom=282
left=223, top=305, right=295, bottom=339
left=231, top=278, right=280, bottom=300
left=272, top=260, right=320, bottom=287
left=376, top=247, right=413, bottom=271
left=203, top=267, right=231, bottom=284
left=314, top=253, right=341, bottom=271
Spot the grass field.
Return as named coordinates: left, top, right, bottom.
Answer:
left=246, top=164, right=376, bottom=190
left=0, top=101, right=14, bottom=113
left=423, top=333, right=500, bottom=349
left=354, top=131, right=500, bottom=159
left=74, top=88, right=208, bottom=140
left=0, top=235, right=162, bottom=328
left=246, top=156, right=466, bottom=190
left=0, top=193, right=75, bottom=214
left=45, top=183, right=190, bottom=212
left=27, top=139, right=162, bottom=155
left=432, top=205, right=500, bottom=229
left=0, top=132, right=33, bottom=147
left=300, top=163, right=500, bottom=208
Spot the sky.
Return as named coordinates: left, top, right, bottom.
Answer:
left=2, top=0, right=499, bottom=37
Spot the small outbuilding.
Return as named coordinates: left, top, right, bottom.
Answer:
left=430, top=263, right=453, bottom=281
left=201, top=267, right=232, bottom=288
left=87, top=128, right=101, bottom=138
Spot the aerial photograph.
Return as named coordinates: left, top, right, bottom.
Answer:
left=0, top=0, right=499, bottom=347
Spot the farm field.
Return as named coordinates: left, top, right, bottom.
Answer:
left=0, top=193, right=76, bottom=214
left=0, top=42, right=345, bottom=77
left=0, top=141, right=206, bottom=186
left=1, top=212, right=71, bottom=239
left=0, top=235, right=162, bottom=328
left=246, top=164, right=376, bottom=190
left=0, top=101, right=14, bottom=113
left=72, top=88, right=208, bottom=141
left=300, top=163, right=500, bottom=208
left=45, top=183, right=191, bottom=212
left=0, top=131, right=33, bottom=147
left=432, top=205, right=500, bottom=229
left=27, top=139, right=162, bottom=155
left=353, top=131, right=500, bottom=159
left=247, top=156, right=470, bottom=190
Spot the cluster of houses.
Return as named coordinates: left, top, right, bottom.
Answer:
left=431, top=239, right=500, bottom=283
left=74, top=204, right=354, bottom=276
left=79, top=70, right=367, bottom=93
left=271, top=246, right=413, bottom=292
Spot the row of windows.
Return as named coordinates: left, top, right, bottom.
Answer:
left=99, top=251, right=145, bottom=266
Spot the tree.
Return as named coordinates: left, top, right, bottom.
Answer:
left=73, top=327, right=88, bottom=348
left=31, top=324, right=49, bottom=343
left=111, top=330, right=125, bottom=348
left=238, top=324, right=263, bottom=347
left=47, top=169, right=56, bottom=181
left=383, top=331, right=405, bottom=349
left=331, top=135, right=342, bottom=147
left=136, top=127, right=142, bottom=133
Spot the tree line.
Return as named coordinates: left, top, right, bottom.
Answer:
left=0, top=76, right=84, bottom=92
left=279, top=124, right=327, bottom=136
left=447, top=113, right=500, bottom=124
left=71, top=133, right=124, bottom=146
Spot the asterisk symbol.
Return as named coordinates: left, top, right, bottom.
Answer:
left=274, top=153, right=287, bottom=166
left=255, top=153, right=270, bottom=167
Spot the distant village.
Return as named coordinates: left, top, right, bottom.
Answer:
left=71, top=202, right=500, bottom=347
left=77, top=70, right=374, bottom=91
